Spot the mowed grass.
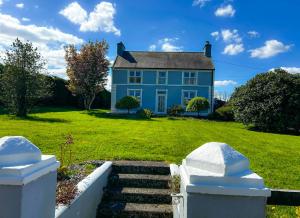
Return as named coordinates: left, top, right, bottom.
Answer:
left=0, top=107, right=299, bottom=217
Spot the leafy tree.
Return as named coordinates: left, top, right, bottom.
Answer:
left=0, top=39, right=52, bottom=116
left=115, top=96, right=140, bottom=114
left=65, top=40, right=109, bottom=110
left=186, top=97, right=210, bottom=117
left=230, top=69, right=300, bottom=132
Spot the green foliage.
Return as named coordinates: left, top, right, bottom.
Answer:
left=167, top=104, right=185, bottom=116
left=171, top=175, right=181, bottom=193
left=230, top=69, right=300, bottom=133
left=186, top=97, right=210, bottom=117
left=115, top=96, right=140, bottom=114
left=208, top=105, right=234, bottom=121
left=0, top=39, right=52, bottom=116
left=137, top=108, right=153, bottom=119
left=65, top=40, right=110, bottom=110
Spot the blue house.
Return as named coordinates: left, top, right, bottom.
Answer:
left=111, top=41, right=215, bottom=115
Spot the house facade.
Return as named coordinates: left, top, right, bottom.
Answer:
left=111, top=41, right=215, bottom=115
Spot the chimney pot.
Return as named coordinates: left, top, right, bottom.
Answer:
left=204, top=41, right=212, bottom=58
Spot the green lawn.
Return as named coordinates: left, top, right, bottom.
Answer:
left=0, top=107, right=299, bottom=217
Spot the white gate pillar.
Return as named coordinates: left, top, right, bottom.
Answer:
left=179, top=142, right=271, bottom=218
left=0, top=136, right=60, bottom=218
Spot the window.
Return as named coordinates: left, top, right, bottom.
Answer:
left=157, top=71, right=167, bottom=84
left=183, top=72, right=197, bottom=85
left=182, top=90, right=197, bottom=105
left=128, top=89, right=142, bottom=105
left=129, top=71, right=142, bottom=84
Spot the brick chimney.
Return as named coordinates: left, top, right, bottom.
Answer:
left=117, top=42, right=125, bottom=56
left=204, top=41, right=212, bottom=58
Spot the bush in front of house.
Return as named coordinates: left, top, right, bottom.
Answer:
left=186, top=97, right=210, bottom=117
left=208, top=105, right=234, bottom=121
left=230, top=69, right=300, bottom=133
left=137, top=108, right=153, bottom=119
left=115, top=96, right=140, bottom=114
left=167, top=105, right=185, bottom=116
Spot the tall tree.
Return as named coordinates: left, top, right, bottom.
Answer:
left=0, top=39, right=52, bottom=116
left=65, top=40, right=109, bottom=110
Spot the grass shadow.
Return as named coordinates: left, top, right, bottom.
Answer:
left=86, top=110, right=156, bottom=121
left=246, top=126, right=300, bottom=136
left=31, top=106, right=81, bottom=114
left=10, top=115, right=70, bottom=123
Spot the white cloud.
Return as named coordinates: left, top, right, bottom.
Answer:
left=221, top=29, right=241, bottom=43
left=223, top=43, right=244, bottom=55
left=0, top=12, right=84, bottom=78
left=248, top=31, right=259, bottom=38
left=214, top=80, right=237, bottom=87
left=211, top=31, right=219, bottom=40
left=0, top=0, right=3, bottom=6
left=249, top=40, right=292, bottom=59
left=193, top=0, right=210, bottom=8
left=16, top=3, right=24, bottom=8
left=59, top=2, right=87, bottom=25
left=22, top=17, right=30, bottom=22
left=215, top=4, right=235, bottom=17
left=149, top=44, right=156, bottom=51
left=60, top=1, right=121, bottom=36
left=270, top=67, right=300, bottom=74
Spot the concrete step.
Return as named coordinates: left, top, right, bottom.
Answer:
left=110, top=173, right=171, bottom=189
left=97, top=202, right=173, bottom=218
left=113, top=161, right=170, bottom=175
left=103, top=187, right=172, bottom=204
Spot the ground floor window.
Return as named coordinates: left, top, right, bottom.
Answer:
left=127, top=89, right=142, bottom=105
left=182, top=90, right=197, bottom=105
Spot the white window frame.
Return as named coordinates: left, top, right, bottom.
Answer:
left=181, top=90, right=197, bottom=106
left=127, top=89, right=143, bottom=106
left=156, top=71, right=168, bottom=85
left=182, top=71, right=197, bottom=85
left=155, top=89, right=168, bottom=113
left=128, top=70, right=143, bottom=84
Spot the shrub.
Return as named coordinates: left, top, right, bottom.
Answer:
left=230, top=69, right=300, bottom=132
left=115, top=96, right=140, bottom=114
left=167, top=105, right=185, bottom=116
left=208, top=105, right=234, bottom=121
left=137, top=108, right=153, bottom=119
left=186, top=97, right=210, bottom=117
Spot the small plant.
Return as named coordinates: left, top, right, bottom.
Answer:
left=167, top=105, right=185, bottom=117
left=170, top=175, right=181, bottom=193
left=58, top=134, right=74, bottom=179
left=186, top=97, right=209, bottom=117
left=115, top=96, right=140, bottom=114
left=137, top=108, right=153, bottom=119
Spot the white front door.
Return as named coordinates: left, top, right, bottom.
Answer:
left=156, top=90, right=167, bottom=113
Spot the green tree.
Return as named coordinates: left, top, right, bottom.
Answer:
left=0, top=39, right=52, bottom=116
left=65, top=40, right=110, bottom=110
left=186, top=97, right=210, bottom=117
left=115, top=96, right=140, bottom=114
left=230, top=69, right=300, bottom=132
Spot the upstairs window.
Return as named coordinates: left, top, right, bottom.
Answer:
left=182, top=90, right=197, bottom=105
left=183, top=72, right=197, bottom=85
left=129, top=71, right=142, bottom=84
left=157, top=71, right=167, bottom=84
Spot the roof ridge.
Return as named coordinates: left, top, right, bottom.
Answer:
left=127, top=51, right=204, bottom=54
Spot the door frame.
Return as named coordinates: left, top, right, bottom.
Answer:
left=155, top=89, right=168, bottom=114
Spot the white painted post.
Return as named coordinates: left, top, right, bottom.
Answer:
left=0, top=136, right=60, bottom=218
left=179, top=142, right=271, bottom=218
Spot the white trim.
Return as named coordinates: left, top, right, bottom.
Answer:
left=116, top=84, right=209, bottom=87
left=111, top=84, right=117, bottom=112
left=156, top=70, right=168, bottom=85
left=181, top=89, right=198, bottom=106
left=127, top=69, right=143, bottom=84
left=127, top=88, right=143, bottom=107
left=155, top=89, right=168, bottom=114
left=182, top=71, right=198, bottom=86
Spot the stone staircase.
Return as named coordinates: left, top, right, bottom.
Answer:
left=97, top=161, right=173, bottom=218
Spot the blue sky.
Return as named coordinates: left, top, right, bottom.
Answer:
left=0, top=0, right=299, bottom=96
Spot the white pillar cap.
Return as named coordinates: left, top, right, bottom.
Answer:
left=0, top=136, right=59, bottom=185
left=181, top=142, right=271, bottom=197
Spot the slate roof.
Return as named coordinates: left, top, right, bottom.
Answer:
left=112, top=51, right=214, bottom=70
